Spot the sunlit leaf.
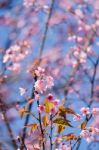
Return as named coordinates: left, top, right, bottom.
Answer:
left=42, top=115, right=49, bottom=127
left=44, top=100, right=54, bottom=113
left=81, top=121, right=87, bottom=129
left=65, top=107, right=76, bottom=115
left=62, top=133, right=78, bottom=141
left=58, top=105, right=76, bottom=118
left=58, top=105, right=67, bottom=118
left=57, top=125, right=65, bottom=134
left=25, top=123, right=38, bottom=133
left=53, top=118, right=73, bottom=127
left=19, top=107, right=27, bottom=118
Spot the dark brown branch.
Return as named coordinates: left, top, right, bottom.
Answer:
left=0, top=99, right=17, bottom=149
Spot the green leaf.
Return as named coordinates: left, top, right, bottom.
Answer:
left=42, top=115, right=49, bottom=127
left=44, top=100, right=54, bottom=113
left=57, top=125, right=65, bottom=134
left=81, top=121, right=87, bottom=129
left=58, top=106, right=76, bottom=118
left=53, top=118, right=73, bottom=127
left=58, top=105, right=66, bottom=118
left=65, top=107, right=76, bottom=115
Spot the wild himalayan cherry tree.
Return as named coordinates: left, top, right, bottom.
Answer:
left=0, top=0, right=99, bottom=150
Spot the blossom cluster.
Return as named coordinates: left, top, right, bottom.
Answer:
left=34, top=67, right=54, bottom=94
left=3, top=41, right=30, bottom=72
left=73, top=107, right=99, bottom=121
left=80, top=107, right=99, bottom=116
left=80, top=127, right=99, bottom=143
left=38, top=93, right=60, bottom=114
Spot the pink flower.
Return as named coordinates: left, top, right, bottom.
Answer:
left=46, top=76, right=54, bottom=88
left=80, top=130, right=93, bottom=143
left=61, top=144, right=71, bottom=150
left=53, top=99, right=60, bottom=106
left=19, top=87, right=27, bottom=96
left=34, top=79, right=46, bottom=93
left=47, top=93, right=53, bottom=101
left=34, top=74, right=54, bottom=93
left=80, top=107, right=90, bottom=116
left=90, top=127, right=99, bottom=135
left=73, top=114, right=81, bottom=121
left=86, top=136, right=94, bottom=143
left=50, top=107, right=56, bottom=114
left=92, top=107, right=99, bottom=116
left=35, top=67, right=45, bottom=77
left=38, top=105, right=45, bottom=113
left=35, top=93, right=40, bottom=100
left=7, top=63, right=21, bottom=72
left=33, top=144, right=40, bottom=150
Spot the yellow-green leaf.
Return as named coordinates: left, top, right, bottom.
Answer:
left=57, top=125, right=65, bottom=134
left=58, top=105, right=66, bottom=118
left=42, top=116, right=49, bottom=127
left=58, top=105, right=76, bottom=118
left=62, top=133, right=77, bottom=141
left=19, top=107, right=27, bottom=118
left=81, top=121, right=87, bottom=129
left=53, top=118, right=73, bottom=127
left=44, top=100, right=54, bottom=113
left=25, top=123, right=38, bottom=133
left=65, top=107, right=76, bottom=115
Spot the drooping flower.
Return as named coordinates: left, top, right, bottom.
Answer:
left=73, top=114, right=81, bottom=121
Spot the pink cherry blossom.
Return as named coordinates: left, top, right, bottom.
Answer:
left=7, top=63, right=21, bottom=72
left=80, top=107, right=90, bottom=116
left=38, top=105, right=45, bottom=113
left=47, top=93, right=53, bottom=101
left=46, top=76, right=54, bottom=89
left=53, top=99, right=60, bottom=106
left=92, top=107, right=99, bottom=116
left=61, top=144, right=71, bottom=150
left=34, top=73, right=54, bottom=93
left=90, top=127, right=99, bottom=135
left=50, top=107, right=56, bottom=114
left=73, top=114, right=81, bottom=121
left=34, top=79, right=46, bottom=93
left=80, top=129, right=93, bottom=143
left=35, top=67, right=45, bottom=77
